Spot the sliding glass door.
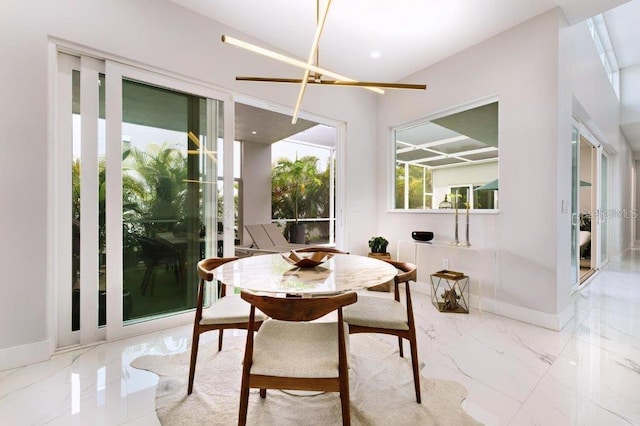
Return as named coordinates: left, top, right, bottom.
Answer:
left=57, top=53, right=232, bottom=346
left=57, top=54, right=107, bottom=346
left=571, top=120, right=607, bottom=288
left=570, top=125, right=580, bottom=288
left=600, top=151, right=609, bottom=265
left=118, top=78, right=222, bottom=323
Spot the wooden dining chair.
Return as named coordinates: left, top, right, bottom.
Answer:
left=238, top=290, right=357, bottom=426
left=188, top=257, right=266, bottom=395
left=343, top=259, right=421, bottom=403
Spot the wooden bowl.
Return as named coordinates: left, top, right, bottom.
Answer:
left=281, top=251, right=334, bottom=268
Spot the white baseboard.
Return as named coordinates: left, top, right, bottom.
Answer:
left=557, top=303, right=575, bottom=330
left=413, top=281, right=570, bottom=330
left=413, top=283, right=429, bottom=297
left=611, top=247, right=632, bottom=262
left=472, top=298, right=572, bottom=331
left=0, top=339, right=51, bottom=372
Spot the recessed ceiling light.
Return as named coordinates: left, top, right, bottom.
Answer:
left=251, top=131, right=257, bottom=135
left=370, top=51, right=380, bottom=59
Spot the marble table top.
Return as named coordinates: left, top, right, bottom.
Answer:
left=213, top=253, right=397, bottom=295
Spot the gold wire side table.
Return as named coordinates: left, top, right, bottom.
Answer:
left=430, top=270, right=469, bottom=314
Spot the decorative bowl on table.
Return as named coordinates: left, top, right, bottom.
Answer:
left=412, top=231, right=434, bottom=242
left=281, top=251, right=334, bottom=268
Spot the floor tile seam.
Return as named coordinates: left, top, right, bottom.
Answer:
left=564, top=288, right=598, bottom=341
left=568, top=267, right=638, bottom=343
left=432, top=349, right=529, bottom=404
left=415, top=320, right=490, bottom=361
left=583, top=394, right=639, bottom=424
left=122, top=397, right=159, bottom=426
left=426, top=356, right=524, bottom=424
left=505, top=349, right=566, bottom=426
left=120, top=413, right=160, bottom=426
left=542, top=306, right=640, bottom=423
left=4, top=345, right=97, bottom=394
left=0, top=361, right=76, bottom=404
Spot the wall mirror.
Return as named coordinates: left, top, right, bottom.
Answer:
left=393, top=100, right=499, bottom=210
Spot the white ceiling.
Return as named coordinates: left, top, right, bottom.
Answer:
left=170, top=0, right=560, bottom=83
left=168, top=0, right=640, bottom=150
left=605, top=1, right=640, bottom=68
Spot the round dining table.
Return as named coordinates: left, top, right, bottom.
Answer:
left=212, top=253, right=397, bottom=295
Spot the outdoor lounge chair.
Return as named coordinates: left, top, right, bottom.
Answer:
left=243, top=223, right=309, bottom=253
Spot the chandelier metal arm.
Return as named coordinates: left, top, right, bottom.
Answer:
left=221, top=35, right=384, bottom=95
left=236, top=76, right=426, bottom=90
left=292, top=0, right=333, bottom=124
left=221, top=0, right=426, bottom=125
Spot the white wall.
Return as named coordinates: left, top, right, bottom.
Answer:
left=636, top=160, right=640, bottom=242
left=620, top=64, right=640, bottom=126
left=241, top=142, right=272, bottom=245
left=612, top=142, right=634, bottom=258
left=561, top=16, right=634, bottom=263
left=378, top=8, right=634, bottom=329
left=0, top=0, right=378, bottom=366
left=377, top=10, right=563, bottom=327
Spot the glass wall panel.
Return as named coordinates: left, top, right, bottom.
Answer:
left=216, top=139, right=240, bottom=254
left=121, top=79, right=220, bottom=323
left=71, top=70, right=81, bottom=331
left=71, top=72, right=107, bottom=330
left=98, top=73, right=106, bottom=327
left=601, top=153, right=609, bottom=263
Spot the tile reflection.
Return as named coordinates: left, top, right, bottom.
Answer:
left=1, top=254, right=640, bottom=425
left=71, top=373, right=80, bottom=414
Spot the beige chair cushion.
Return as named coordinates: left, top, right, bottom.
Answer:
left=250, top=319, right=347, bottom=378
left=200, top=295, right=266, bottom=325
left=343, top=295, right=409, bottom=331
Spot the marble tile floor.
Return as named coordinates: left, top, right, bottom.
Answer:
left=2, top=252, right=640, bottom=425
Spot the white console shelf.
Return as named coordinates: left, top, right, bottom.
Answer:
left=397, top=240, right=497, bottom=312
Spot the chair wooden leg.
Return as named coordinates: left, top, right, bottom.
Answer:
left=409, top=330, right=421, bottom=403
left=187, top=331, right=200, bottom=395
left=140, top=266, right=153, bottom=295
left=238, top=382, right=250, bottom=426
left=339, top=377, right=351, bottom=426
left=149, top=269, right=157, bottom=296
left=398, top=336, right=404, bottom=357
left=259, top=388, right=266, bottom=398
left=218, top=329, right=224, bottom=351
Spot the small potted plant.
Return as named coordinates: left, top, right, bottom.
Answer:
left=368, top=236, right=389, bottom=256
left=368, top=236, right=391, bottom=291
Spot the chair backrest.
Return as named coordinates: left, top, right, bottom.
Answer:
left=197, top=257, right=238, bottom=281
left=295, top=246, right=349, bottom=254
left=384, top=259, right=417, bottom=284
left=262, top=223, right=290, bottom=246
left=245, top=224, right=276, bottom=249
left=241, top=290, right=357, bottom=322
left=195, top=257, right=239, bottom=306
left=383, top=259, right=418, bottom=324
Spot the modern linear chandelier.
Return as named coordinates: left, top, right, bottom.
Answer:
left=221, top=0, right=426, bottom=123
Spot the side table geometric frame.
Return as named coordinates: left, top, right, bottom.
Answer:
left=430, top=270, right=469, bottom=314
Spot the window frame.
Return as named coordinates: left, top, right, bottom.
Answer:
left=389, top=97, right=500, bottom=213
